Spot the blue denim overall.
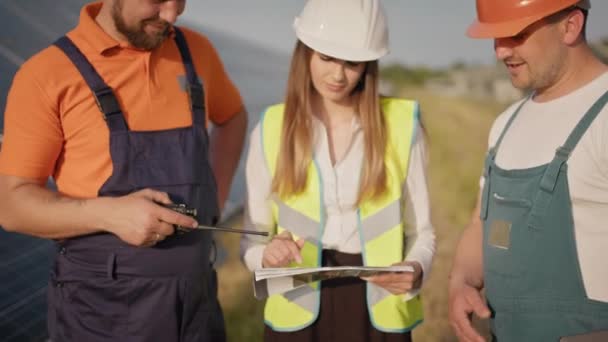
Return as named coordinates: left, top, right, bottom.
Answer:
left=481, top=91, right=608, bottom=341
left=47, top=28, right=224, bottom=342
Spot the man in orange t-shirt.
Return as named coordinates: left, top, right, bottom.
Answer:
left=0, top=1, right=247, bottom=341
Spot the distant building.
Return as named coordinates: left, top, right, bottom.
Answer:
left=425, top=64, right=524, bottom=104
left=592, top=38, right=608, bottom=64
left=425, top=37, right=607, bottom=104
left=379, top=79, right=395, bottom=96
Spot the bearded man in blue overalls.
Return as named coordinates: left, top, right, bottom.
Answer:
left=0, top=1, right=247, bottom=341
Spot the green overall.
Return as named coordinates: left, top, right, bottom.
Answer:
left=480, top=91, right=608, bottom=341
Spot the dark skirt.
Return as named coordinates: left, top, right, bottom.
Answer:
left=264, top=250, right=413, bottom=342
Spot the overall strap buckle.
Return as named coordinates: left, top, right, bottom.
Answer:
left=94, top=87, right=122, bottom=120
left=186, top=82, right=205, bottom=111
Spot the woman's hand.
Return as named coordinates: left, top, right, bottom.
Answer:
left=262, top=231, right=305, bottom=268
left=362, top=261, right=423, bottom=295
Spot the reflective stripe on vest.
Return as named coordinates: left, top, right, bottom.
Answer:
left=261, top=98, right=424, bottom=332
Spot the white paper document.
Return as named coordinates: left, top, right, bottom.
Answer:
left=253, top=265, right=414, bottom=300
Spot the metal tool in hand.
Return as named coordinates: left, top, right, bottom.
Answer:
left=164, top=203, right=269, bottom=237
left=193, top=223, right=269, bottom=236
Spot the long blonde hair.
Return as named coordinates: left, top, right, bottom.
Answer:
left=271, top=41, right=387, bottom=203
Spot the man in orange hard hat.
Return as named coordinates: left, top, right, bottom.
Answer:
left=449, top=0, right=608, bottom=341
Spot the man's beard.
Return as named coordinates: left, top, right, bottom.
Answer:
left=112, top=1, right=170, bottom=50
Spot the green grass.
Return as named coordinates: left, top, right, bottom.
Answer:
left=214, top=224, right=265, bottom=341
left=408, top=87, right=507, bottom=228
left=380, top=64, right=447, bottom=87
left=400, top=86, right=508, bottom=341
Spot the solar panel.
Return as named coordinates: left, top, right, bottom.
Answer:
left=0, top=232, right=53, bottom=342
left=0, top=1, right=86, bottom=340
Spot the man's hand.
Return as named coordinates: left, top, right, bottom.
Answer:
left=262, top=231, right=305, bottom=268
left=448, top=283, right=490, bottom=342
left=0, top=176, right=198, bottom=242
left=102, top=189, right=198, bottom=247
left=449, top=193, right=488, bottom=341
left=362, top=261, right=423, bottom=295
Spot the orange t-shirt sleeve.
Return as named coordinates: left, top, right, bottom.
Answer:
left=185, top=29, right=244, bottom=125
left=0, top=57, right=64, bottom=180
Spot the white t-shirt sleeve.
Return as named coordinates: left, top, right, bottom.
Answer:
left=240, top=123, right=274, bottom=271
left=402, top=124, right=436, bottom=300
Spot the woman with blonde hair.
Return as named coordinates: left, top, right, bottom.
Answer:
left=241, top=0, right=435, bottom=341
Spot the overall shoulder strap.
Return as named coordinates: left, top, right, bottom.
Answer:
left=173, top=27, right=206, bottom=126
left=54, top=36, right=127, bottom=132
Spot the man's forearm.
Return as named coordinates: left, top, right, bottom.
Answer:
left=209, top=109, right=247, bottom=212
left=449, top=199, right=485, bottom=291
left=0, top=176, right=108, bottom=239
left=450, top=219, right=484, bottom=290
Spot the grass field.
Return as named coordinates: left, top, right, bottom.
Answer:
left=215, top=86, right=510, bottom=341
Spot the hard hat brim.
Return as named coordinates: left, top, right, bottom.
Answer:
left=466, top=16, right=541, bottom=39
left=296, top=28, right=389, bottom=62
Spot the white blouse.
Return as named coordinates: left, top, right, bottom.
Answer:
left=240, top=114, right=436, bottom=289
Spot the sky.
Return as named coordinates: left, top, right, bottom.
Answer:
left=182, top=0, right=608, bottom=68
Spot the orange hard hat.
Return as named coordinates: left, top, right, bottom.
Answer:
left=467, top=0, right=591, bottom=39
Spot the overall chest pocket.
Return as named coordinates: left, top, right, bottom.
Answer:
left=484, top=192, right=538, bottom=290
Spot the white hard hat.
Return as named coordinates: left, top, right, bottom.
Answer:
left=293, top=0, right=389, bottom=62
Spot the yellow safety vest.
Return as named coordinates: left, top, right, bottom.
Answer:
left=260, top=98, right=424, bottom=332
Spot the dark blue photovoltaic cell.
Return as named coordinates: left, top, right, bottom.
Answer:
left=0, top=1, right=87, bottom=340
left=0, top=231, right=53, bottom=342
